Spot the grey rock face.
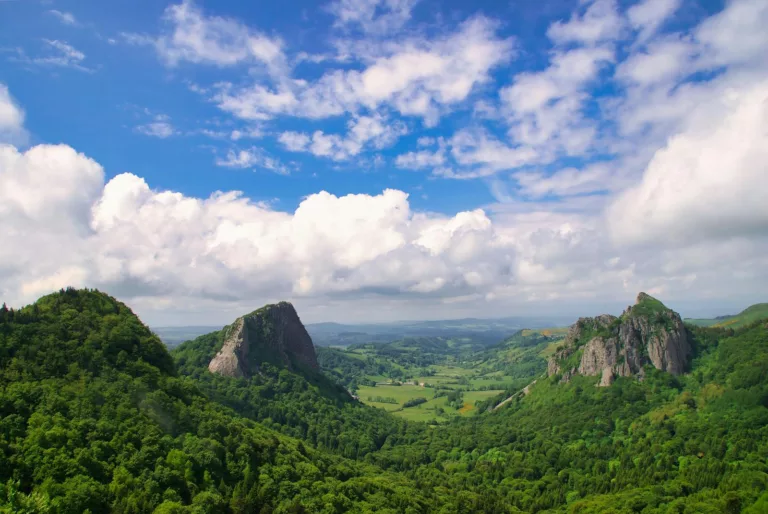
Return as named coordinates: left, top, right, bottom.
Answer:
left=547, top=293, right=691, bottom=386
left=208, top=302, right=319, bottom=378
left=209, top=318, right=248, bottom=378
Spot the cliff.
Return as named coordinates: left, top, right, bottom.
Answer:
left=208, top=301, right=319, bottom=378
left=548, top=293, right=691, bottom=386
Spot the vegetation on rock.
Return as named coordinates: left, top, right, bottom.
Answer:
left=1, top=288, right=767, bottom=512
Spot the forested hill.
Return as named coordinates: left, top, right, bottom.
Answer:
left=2, top=288, right=768, bottom=513
left=366, top=320, right=768, bottom=512
left=171, top=319, right=411, bottom=459
left=0, top=289, right=432, bottom=512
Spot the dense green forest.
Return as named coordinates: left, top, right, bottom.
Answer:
left=1, top=289, right=767, bottom=512
left=0, top=290, right=428, bottom=513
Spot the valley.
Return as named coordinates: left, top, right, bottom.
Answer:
left=1, top=289, right=767, bottom=513
left=317, top=328, right=567, bottom=422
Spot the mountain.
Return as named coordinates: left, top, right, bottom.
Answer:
left=208, top=302, right=318, bottom=378
left=3, top=288, right=768, bottom=513
left=367, top=316, right=768, bottom=512
left=548, top=292, right=691, bottom=386
left=0, top=289, right=430, bottom=512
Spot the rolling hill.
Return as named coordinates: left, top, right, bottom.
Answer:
left=2, top=289, right=768, bottom=512
left=685, top=302, right=768, bottom=329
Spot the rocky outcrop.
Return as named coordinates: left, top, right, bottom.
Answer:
left=209, top=302, right=319, bottom=378
left=209, top=318, right=249, bottom=378
left=547, top=293, right=691, bottom=386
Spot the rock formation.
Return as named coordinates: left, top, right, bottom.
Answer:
left=209, top=302, right=319, bottom=378
left=547, top=293, right=691, bottom=386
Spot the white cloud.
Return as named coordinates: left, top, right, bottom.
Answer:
left=0, top=142, right=520, bottom=316
left=694, top=0, right=768, bottom=69
left=215, top=16, right=513, bottom=124
left=0, top=144, right=103, bottom=230
left=136, top=114, right=176, bottom=138
left=500, top=46, right=613, bottom=159
left=446, top=129, right=538, bottom=178
left=627, top=0, right=680, bottom=42
left=18, top=40, right=92, bottom=72
left=278, top=131, right=310, bottom=152
left=514, top=163, right=619, bottom=198
left=328, top=0, right=418, bottom=35
left=278, top=114, right=407, bottom=161
left=2, top=138, right=767, bottom=323
left=608, top=79, right=768, bottom=246
left=547, top=0, right=624, bottom=46
left=230, top=126, right=263, bottom=140
left=395, top=146, right=445, bottom=169
left=134, top=0, right=286, bottom=73
left=47, top=10, right=78, bottom=26
left=616, top=36, right=695, bottom=87
left=0, top=84, right=29, bottom=146
left=215, top=148, right=289, bottom=174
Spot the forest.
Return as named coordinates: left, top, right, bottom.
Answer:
left=1, top=288, right=767, bottom=513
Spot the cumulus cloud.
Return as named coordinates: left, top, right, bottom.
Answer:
left=0, top=84, right=29, bottom=146
left=2, top=136, right=767, bottom=322
left=0, top=142, right=522, bottom=316
left=608, top=80, right=768, bottom=245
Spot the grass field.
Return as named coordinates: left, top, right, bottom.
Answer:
left=684, top=318, right=722, bottom=327
left=357, top=383, right=505, bottom=421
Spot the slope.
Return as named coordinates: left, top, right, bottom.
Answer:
left=684, top=302, right=768, bottom=329
left=365, top=312, right=768, bottom=512
left=714, top=303, right=768, bottom=329
left=172, top=309, right=410, bottom=460
left=0, top=289, right=432, bottom=513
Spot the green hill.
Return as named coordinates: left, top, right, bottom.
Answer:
left=714, top=303, right=768, bottom=328
left=685, top=302, right=768, bottom=329
left=0, top=289, right=430, bottom=512
left=2, top=289, right=768, bottom=513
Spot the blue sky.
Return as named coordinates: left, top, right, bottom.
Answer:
left=1, top=0, right=767, bottom=324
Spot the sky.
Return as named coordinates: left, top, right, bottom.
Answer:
left=0, top=0, right=767, bottom=326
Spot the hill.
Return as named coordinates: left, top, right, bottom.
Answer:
left=684, top=302, right=768, bottom=329
left=171, top=306, right=413, bottom=457
left=366, top=318, right=768, bottom=512
left=548, top=292, right=691, bottom=386
left=0, top=289, right=433, bottom=512
left=714, top=303, right=768, bottom=329
left=207, top=302, right=318, bottom=378
left=2, top=289, right=768, bottom=512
